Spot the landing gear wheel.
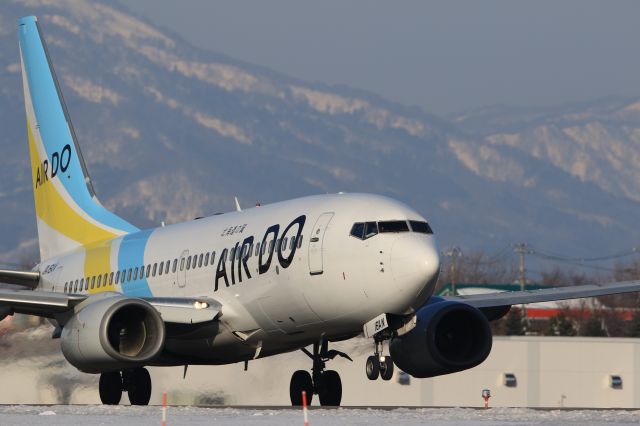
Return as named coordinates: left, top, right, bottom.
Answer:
left=99, top=371, right=122, bottom=405
left=380, top=357, right=394, bottom=381
left=366, top=355, right=380, bottom=380
left=318, top=370, right=342, bottom=406
left=127, top=368, right=152, bottom=406
left=290, top=370, right=313, bottom=406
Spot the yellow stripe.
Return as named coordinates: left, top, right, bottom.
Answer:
left=84, top=240, right=115, bottom=294
left=27, top=118, right=117, bottom=245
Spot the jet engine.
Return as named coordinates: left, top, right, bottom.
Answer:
left=390, top=299, right=492, bottom=378
left=61, top=295, right=165, bottom=373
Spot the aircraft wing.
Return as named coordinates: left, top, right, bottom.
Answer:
left=0, top=288, right=221, bottom=324
left=445, top=280, right=640, bottom=308
left=0, top=287, right=84, bottom=317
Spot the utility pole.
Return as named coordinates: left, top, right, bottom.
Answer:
left=513, top=243, right=529, bottom=291
left=513, top=243, right=530, bottom=330
left=443, top=247, right=462, bottom=295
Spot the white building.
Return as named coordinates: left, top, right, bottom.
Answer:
left=2, top=333, right=640, bottom=408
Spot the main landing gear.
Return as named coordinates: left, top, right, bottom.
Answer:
left=290, top=339, right=352, bottom=406
left=99, top=367, right=152, bottom=405
left=366, top=337, right=394, bottom=381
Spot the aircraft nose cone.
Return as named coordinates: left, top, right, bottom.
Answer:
left=391, top=235, right=441, bottom=307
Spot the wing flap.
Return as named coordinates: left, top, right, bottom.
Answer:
left=446, top=280, right=640, bottom=308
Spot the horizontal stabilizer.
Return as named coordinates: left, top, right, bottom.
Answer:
left=0, top=269, right=40, bottom=288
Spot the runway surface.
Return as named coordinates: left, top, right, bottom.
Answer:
left=0, top=406, right=639, bottom=425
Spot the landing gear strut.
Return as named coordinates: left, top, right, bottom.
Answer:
left=366, top=337, right=394, bottom=381
left=99, top=367, right=152, bottom=405
left=290, top=339, right=352, bottom=406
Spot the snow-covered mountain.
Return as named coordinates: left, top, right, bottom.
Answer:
left=0, top=0, right=639, bottom=264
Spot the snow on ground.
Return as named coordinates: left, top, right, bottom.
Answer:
left=0, top=406, right=639, bottom=426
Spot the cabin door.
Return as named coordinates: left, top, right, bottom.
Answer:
left=176, top=249, right=189, bottom=288
left=308, top=212, right=334, bottom=275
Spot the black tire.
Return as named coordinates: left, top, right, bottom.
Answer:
left=380, top=356, right=394, bottom=381
left=99, top=371, right=122, bottom=405
left=127, top=368, right=152, bottom=406
left=366, top=355, right=380, bottom=380
left=290, top=370, right=314, bottom=406
left=318, top=370, right=342, bottom=406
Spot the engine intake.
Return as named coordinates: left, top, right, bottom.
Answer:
left=390, top=299, right=492, bottom=378
left=61, top=295, right=165, bottom=373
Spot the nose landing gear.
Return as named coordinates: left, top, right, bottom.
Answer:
left=289, top=339, right=352, bottom=406
left=366, top=338, right=394, bottom=381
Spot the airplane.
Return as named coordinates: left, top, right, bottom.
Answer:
left=3, top=15, right=640, bottom=406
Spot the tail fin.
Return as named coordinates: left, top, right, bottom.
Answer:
left=18, top=16, right=138, bottom=260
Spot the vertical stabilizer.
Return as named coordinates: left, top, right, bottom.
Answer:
left=18, top=16, right=138, bottom=260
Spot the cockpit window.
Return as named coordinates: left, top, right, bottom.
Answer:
left=364, top=222, right=378, bottom=239
left=350, top=222, right=379, bottom=240
left=378, top=220, right=410, bottom=233
left=409, top=220, right=433, bottom=234
left=350, top=222, right=365, bottom=239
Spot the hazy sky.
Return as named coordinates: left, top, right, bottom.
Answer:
left=122, top=1, right=640, bottom=115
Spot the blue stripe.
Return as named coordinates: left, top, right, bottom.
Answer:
left=18, top=16, right=138, bottom=234
left=117, top=229, right=154, bottom=297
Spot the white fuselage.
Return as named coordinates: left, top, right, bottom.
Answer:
left=38, top=193, right=440, bottom=365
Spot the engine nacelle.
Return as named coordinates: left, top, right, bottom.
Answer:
left=61, top=295, right=165, bottom=373
left=390, top=299, right=492, bottom=378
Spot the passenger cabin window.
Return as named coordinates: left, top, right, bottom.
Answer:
left=297, top=235, right=304, bottom=248
left=198, top=254, right=203, bottom=268
left=204, top=253, right=209, bottom=266
left=173, top=259, right=178, bottom=273
left=409, top=220, right=434, bottom=234
left=211, top=252, right=216, bottom=265
left=159, top=261, right=164, bottom=275
left=109, top=272, right=114, bottom=285
left=133, top=267, right=138, bottom=280
left=165, top=261, right=170, bottom=274
left=180, top=258, right=185, bottom=271
left=146, top=265, right=151, bottom=278
left=378, top=220, right=410, bottom=233
left=153, top=263, right=158, bottom=277
left=115, top=271, right=120, bottom=284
